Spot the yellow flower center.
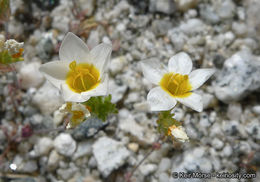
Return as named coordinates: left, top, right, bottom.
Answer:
left=66, top=61, right=100, bottom=93
left=71, top=110, right=85, bottom=122
left=160, top=72, right=192, bottom=98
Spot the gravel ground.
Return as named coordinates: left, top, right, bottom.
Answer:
left=0, top=0, right=259, bottom=182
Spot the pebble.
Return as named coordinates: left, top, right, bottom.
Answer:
left=54, top=133, right=77, bottom=157
left=18, top=62, right=44, bottom=89
left=158, top=158, right=171, bottom=172
left=57, top=163, right=78, bottom=180
left=176, top=0, right=198, bottom=12
left=118, top=110, right=156, bottom=145
left=50, top=3, right=72, bottom=32
left=88, top=156, right=97, bottom=169
left=139, top=163, right=157, bottom=176
left=32, top=82, right=63, bottom=115
left=34, top=137, right=53, bottom=156
left=72, top=141, right=92, bottom=160
left=159, top=173, right=170, bottom=182
left=211, top=138, right=224, bottom=150
left=128, top=143, right=139, bottom=153
left=92, top=137, right=130, bottom=177
left=12, top=155, right=38, bottom=173
left=47, top=150, right=60, bottom=171
left=72, top=117, right=108, bottom=140
left=214, top=51, right=260, bottom=103
left=232, top=22, right=247, bottom=37
left=221, top=144, right=233, bottom=157
left=149, top=0, right=176, bottom=15
left=179, top=18, right=205, bottom=35
left=109, top=56, right=127, bottom=75
left=227, top=103, right=242, bottom=121
left=252, top=105, right=260, bottom=115
left=78, top=0, right=95, bottom=16
left=215, top=0, right=235, bottom=19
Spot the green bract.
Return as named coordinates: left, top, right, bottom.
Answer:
left=157, top=110, right=181, bottom=136
left=0, top=50, right=23, bottom=65
left=83, top=95, right=117, bottom=121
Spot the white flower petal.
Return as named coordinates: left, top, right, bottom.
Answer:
left=176, top=93, right=203, bottom=112
left=171, top=126, right=189, bottom=142
left=147, top=87, right=177, bottom=111
left=81, top=74, right=109, bottom=100
left=168, top=52, right=193, bottom=75
left=140, top=58, right=167, bottom=85
left=90, top=43, right=112, bottom=77
left=39, top=61, right=70, bottom=88
left=61, top=84, right=86, bottom=102
left=59, top=32, right=90, bottom=62
left=189, top=68, right=215, bottom=90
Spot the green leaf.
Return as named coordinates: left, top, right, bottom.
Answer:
left=83, top=95, right=117, bottom=121
left=157, top=110, right=181, bottom=136
left=0, top=50, right=23, bottom=65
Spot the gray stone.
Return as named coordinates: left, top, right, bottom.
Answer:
left=109, top=80, right=128, bottom=103
left=47, top=150, right=60, bottom=171
left=32, top=82, right=63, bottom=115
left=246, top=0, right=260, bottom=38
left=105, top=1, right=130, bottom=20
left=222, top=120, right=239, bottom=136
left=12, top=155, right=38, bottom=173
left=72, top=117, right=108, bottom=140
left=158, top=158, right=171, bottom=172
left=88, top=156, right=97, bottom=169
left=87, top=30, right=100, bottom=49
left=18, top=62, right=44, bottom=89
left=51, top=3, right=72, bottom=32
left=200, top=4, right=220, bottom=24
left=168, top=29, right=188, bottom=51
left=227, top=103, right=242, bottom=121
left=232, top=22, right=247, bottom=37
left=109, top=56, right=127, bottom=75
left=118, top=110, right=157, bottom=145
left=78, top=0, right=95, bottom=16
left=202, top=93, right=217, bottom=109
left=36, top=34, right=54, bottom=61
left=252, top=105, right=260, bottom=115
left=199, top=158, right=212, bottom=173
left=171, top=107, right=185, bottom=121
left=149, top=0, right=175, bottom=15
left=34, top=137, right=53, bottom=156
left=152, top=20, right=173, bottom=36
left=214, top=51, right=260, bottom=103
left=176, top=0, right=198, bottom=12
left=245, top=119, right=260, bottom=140
left=221, top=144, right=233, bottom=157
left=54, top=133, right=76, bottom=157
left=57, top=163, right=78, bottom=180
left=92, top=137, right=130, bottom=177
left=72, top=141, right=92, bottom=160
left=215, top=0, right=235, bottom=19
left=179, top=19, right=206, bottom=35
left=159, top=173, right=170, bottom=182
left=139, top=163, right=157, bottom=176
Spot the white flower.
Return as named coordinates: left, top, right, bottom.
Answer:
left=4, top=39, right=24, bottom=55
left=168, top=125, right=189, bottom=143
left=59, top=102, right=90, bottom=128
left=141, top=52, right=215, bottom=112
left=39, top=32, right=112, bottom=102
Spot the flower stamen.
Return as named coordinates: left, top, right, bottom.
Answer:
left=66, top=61, right=100, bottom=93
left=160, top=72, right=192, bottom=98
